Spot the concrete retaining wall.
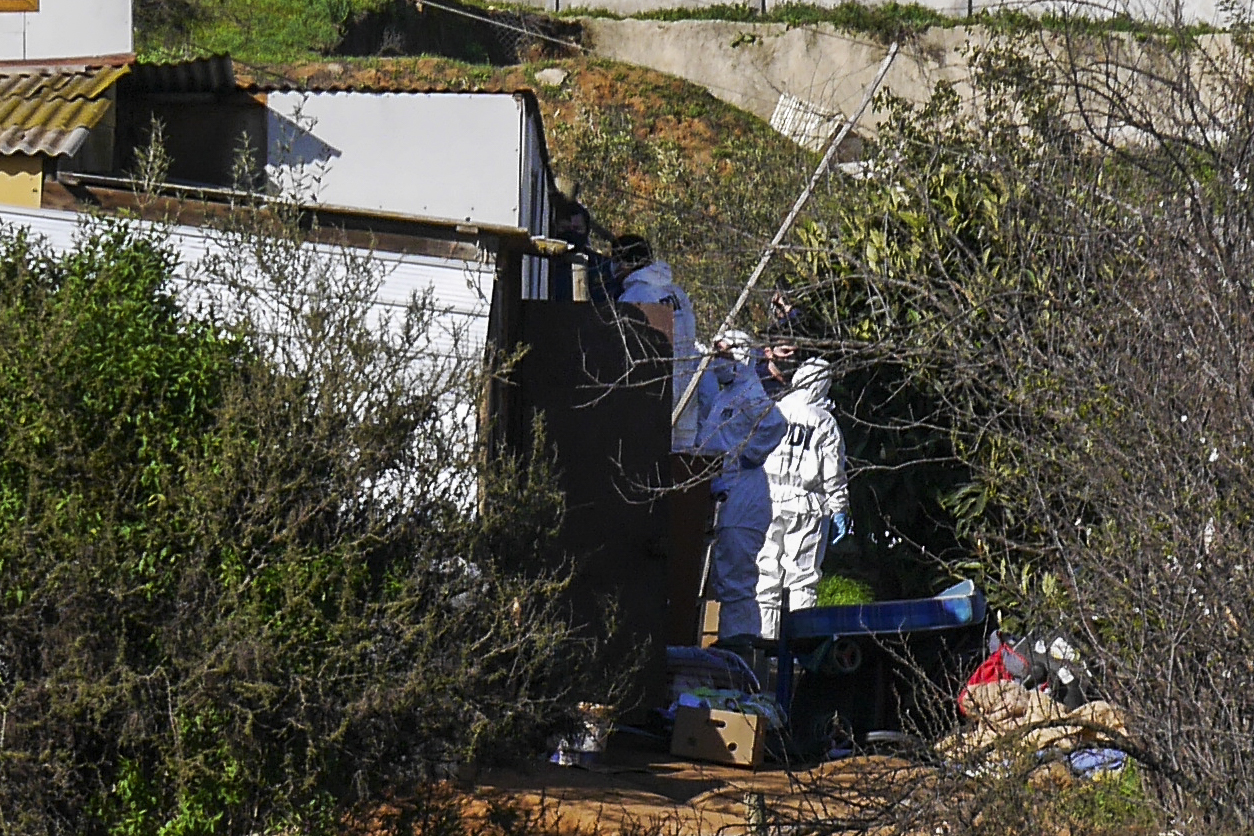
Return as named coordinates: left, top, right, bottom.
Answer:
left=576, top=19, right=1237, bottom=149
left=581, top=19, right=978, bottom=134
left=528, top=0, right=1220, bottom=25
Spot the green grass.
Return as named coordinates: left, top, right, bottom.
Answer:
left=634, top=3, right=760, bottom=22
left=1053, top=761, right=1162, bottom=833
left=632, top=1, right=946, bottom=39
left=137, top=0, right=390, bottom=63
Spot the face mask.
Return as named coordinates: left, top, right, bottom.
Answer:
left=711, top=357, right=737, bottom=386
left=773, top=353, right=800, bottom=381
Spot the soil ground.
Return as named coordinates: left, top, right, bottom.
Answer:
left=463, top=728, right=915, bottom=835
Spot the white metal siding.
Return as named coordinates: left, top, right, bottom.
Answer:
left=266, top=92, right=528, bottom=227
left=0, top=205, right=494, bottom=364
left=0, top=0, right=132, bottom=62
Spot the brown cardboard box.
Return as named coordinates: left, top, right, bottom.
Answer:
left=697, top=600, right=720, bottom=648
left=670, top=705, right=765, bottom=768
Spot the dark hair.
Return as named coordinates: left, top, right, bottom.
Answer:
left=612, top=234, right=652, bottom=269
left=762, top=309, right=812, bottom=344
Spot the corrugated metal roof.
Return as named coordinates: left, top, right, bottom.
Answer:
left=128, top=56, right=518, bottom=97
left=128, top=55, right=235, bottom=95
left=243, top=79, right=528, bottom=95
left=0, top=65, right=129, bottom=156
left=253, top=80, right=460, bottom=94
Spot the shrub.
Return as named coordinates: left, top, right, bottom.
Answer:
left=0, top=213, right=605, bottom=834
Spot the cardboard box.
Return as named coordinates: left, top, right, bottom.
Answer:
left=670, top=705, right=765, bottom=768
left=697, top=600, right=720, bottom=648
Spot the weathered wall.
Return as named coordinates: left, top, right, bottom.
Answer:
left=535, top=0, right=1219, bottom=24
left=582, top=20, right=978, bottom=135
left=0, top=154, right=39, bottom=207
left=578, top=20, right=1238, bottom=148
left=513, top=300, right=676, bottom=720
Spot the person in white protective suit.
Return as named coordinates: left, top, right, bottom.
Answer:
left=615, top=235, right=700, bottom=451
left=695, top=330, right=788, bottom=642
left=755, top=357, right=851, bottom=640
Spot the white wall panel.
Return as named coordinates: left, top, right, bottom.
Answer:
left=0, top=206, right=493, bottom=364
left=266, top=92, right=527, bottom=227
left=0, top=206, right=491, bottom=505
left=0, top=14, right=23, bottom=60
left=0, top=0, right=131, bottom=61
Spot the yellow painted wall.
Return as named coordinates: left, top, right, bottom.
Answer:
left=0, top=155, right=41, bottom=208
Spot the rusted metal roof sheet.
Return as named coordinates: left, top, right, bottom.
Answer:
left=132, top=56, right=515, bottom=97
left=0, top=64, right=129, bottom=156
left=242, top=78, right=526, bottom=95
left=128, top=55, right=235, bottom=95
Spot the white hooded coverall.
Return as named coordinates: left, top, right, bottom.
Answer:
left=618, top=261, right=699, bottom=452
left=695, top=335, right=788, bottom=640
left=755, top=358, right=850, bottom=640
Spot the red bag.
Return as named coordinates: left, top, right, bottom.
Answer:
left=957, top=641, right=1029, bottom=716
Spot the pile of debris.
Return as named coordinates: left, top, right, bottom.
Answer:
left=940, top=632, right=1129, bottom=779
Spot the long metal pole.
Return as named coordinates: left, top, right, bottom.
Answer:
left=671, top=42, right=900, bottom=427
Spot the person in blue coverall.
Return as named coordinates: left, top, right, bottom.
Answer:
left=695, top=330, right=787, bottom=643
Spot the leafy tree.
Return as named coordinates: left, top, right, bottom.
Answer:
left=0, top=212, right=605, bottom=835
left=775, top=23, right=1254, bottom=834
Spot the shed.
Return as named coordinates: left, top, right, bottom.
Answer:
left=109, top=60, right=557, bottom=300
left=2, top=57, right=566, bottom=358
left=259, top=87, right=554, bottom=300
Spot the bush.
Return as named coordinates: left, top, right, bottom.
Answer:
left=0, top=215, right=605, bottom=834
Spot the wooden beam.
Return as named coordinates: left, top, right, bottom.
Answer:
left=42, top=179, right=485, bottom=261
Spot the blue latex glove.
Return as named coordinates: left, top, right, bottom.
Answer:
left=828, top=513, right=852, bottom=549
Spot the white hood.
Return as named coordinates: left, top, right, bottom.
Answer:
left=790, top=358, right=832, bottom=407
left=714, top=328, right=755, bottom=368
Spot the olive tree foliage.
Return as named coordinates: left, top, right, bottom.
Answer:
left=772, top=20, right=1254, bottom=834
left=0, top=203, right=605, bottom=835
